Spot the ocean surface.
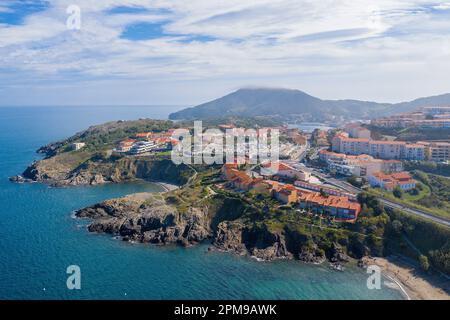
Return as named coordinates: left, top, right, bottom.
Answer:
left=0, top=106, right=404, bottom=300
left=288, top=122, right=335, bottom=133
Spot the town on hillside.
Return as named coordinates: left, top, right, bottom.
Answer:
left=68, top=105, right=450, bottom=225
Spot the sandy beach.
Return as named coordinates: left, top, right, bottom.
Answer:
left=153, top=181, right=180, bottom=192
left=363, top=256, right=450, bottom=300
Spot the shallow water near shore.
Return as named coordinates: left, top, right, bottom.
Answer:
left=0, top=106, right=404, bottom=299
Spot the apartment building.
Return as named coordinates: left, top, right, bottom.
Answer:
left=298, top=192, right=361, bottom=222
left=332, top=133, right=426, bottom=160
left=319, top=150, right=403, bottom=177
left=402, top=144, right=427, bottom=160
left=261, top=162, right=312, bottom=181
left=371, top=107, right=450, bottom=129
left=368, top=140, right=404, bottom=159
left=320, top=151, right=371, bottom=176
left=332, top=133, right=370, bottom=154
left=129, top=141, right=157, bottom=155
left=417, top=141, right=450, bottom=162
left=344, top=123, right=371, bottom=139
left=423, top=106, right=450, bottom=115
left=372, top=118, right=450, bottom=129
left=114, top=139, right=136, bottom=153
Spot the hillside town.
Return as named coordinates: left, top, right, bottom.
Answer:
left=67, top=105, right=449, bottom=227
left=15, top=107, right=450, bottom=301
left=371, top=106, right=450, bottom=129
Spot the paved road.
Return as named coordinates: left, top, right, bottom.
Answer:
left=310, top=169, right=450, bottom=228
left=379, top=198, right=450, bottom=227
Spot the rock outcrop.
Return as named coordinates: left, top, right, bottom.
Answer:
left=76, top=193, right=211, bottom=246
left=214, top=221, right=293, bottom=261
left=75, top=191, right=355, bottom=265
left=77, top=193, right=295, bottom=261
left=330, top=242, right=351, bottom=263
left=214, top=221, right=247, bottom=255
left=16, top=157, right=193, bottom=187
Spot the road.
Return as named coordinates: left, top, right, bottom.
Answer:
left=310, top=168, right=450, bottom=228
left=379, top=198, right=450, bottom=227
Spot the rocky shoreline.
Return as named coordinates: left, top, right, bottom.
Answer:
left=74, top=192, right=353, bottom=266
left=75, top=192, right=211, bottom=247
left=10, top=155, right=193, bottom=188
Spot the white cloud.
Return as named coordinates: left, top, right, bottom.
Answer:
left=1, top=0, right=450, bottom=105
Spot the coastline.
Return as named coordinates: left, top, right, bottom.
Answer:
left=363, top=256, right=450, bottom=300
left=152, top=181, right=180, bottom=192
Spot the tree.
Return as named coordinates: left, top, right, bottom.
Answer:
left=393, top=186, right=403, bottom=199
left=416, top=182, right=424, bottom=191
left=391, top=220, right=403, bottom=234
left=347, top=175, right=363, bottom=188
left=409, top=188, right=419, bottom=196
left=419, top=255, right=430, bottom=272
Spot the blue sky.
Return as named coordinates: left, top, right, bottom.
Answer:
left=0, top=0, right=49, bottom=25
left=1, top=1, right=450, bottom=106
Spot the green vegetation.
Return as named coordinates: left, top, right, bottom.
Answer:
left=369, top=170, right=450, bottom=220
left=365, top=125, right=450, bottom=142
left=393, top=186, right=403, bottom=199
left=176, top=170, right=448, bottom=273
left=419, top=255, right=430, bottom=272
left=48, top=119, right=174, bottom=155
left=165, top=168, right=395, bottom=262
left=404, top=161, right=450, bottom=177
left=429, top=244, right=450, bottom=275
left=36, top=118, right=450, bottom=275
left=347, top=175, right=365, bottom=188
left=356, top=192, right=450, bottom=275
left=387, top=208, right=450, bottom=275
left=413, top=171, right=450, bottom=218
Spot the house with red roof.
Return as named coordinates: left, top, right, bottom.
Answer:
left=273, top=184, right=299, bottom=204
left=368, top=171, right=416, bottom=191
left=298, top=192, right=361, bottom=222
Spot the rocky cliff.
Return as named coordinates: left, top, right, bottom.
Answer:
left=76, top=193, right=211, bottom=246
left=214, top=221, right=292, bottom=260
left=13, top=155, right=193, bottom=187
left=76, top=193, right=294, bottom=260
left=75, top=190, right=352, bottom=264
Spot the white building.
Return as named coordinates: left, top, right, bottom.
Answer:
left=261, top=162, right=312, bottom=182
left=129, top=141, right=157, bottom=155
left=71, top=142, right=86, bottom=151
left=319, top=151, right=404, bottom=177
left=368, top=172, right=416, bottom=191
left=332, top=133, right=426, bottom=160
left=344, top=123, right=371, bottom=139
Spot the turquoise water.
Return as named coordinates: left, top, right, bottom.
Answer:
left=0, top=106, right=404, bottom=300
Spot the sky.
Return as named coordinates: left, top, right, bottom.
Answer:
left=1, top=0, right=450, bottom=106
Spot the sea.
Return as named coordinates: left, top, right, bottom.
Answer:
left=0, top=106, right=404, bottom=300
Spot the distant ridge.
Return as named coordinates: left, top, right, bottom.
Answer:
left=169, top=88, right=450, bottom=122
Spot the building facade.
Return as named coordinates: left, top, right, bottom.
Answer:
left=332, top=133, right=426, bottom=160
left=417, top=141, right=450, bottom=162
left=298, top=192, right=361, bottom=222
left=368, top=172, right=416, bottom=191
left=319, top=150, right=403, bottom=177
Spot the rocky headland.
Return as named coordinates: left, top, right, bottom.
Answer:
left=73, top=189, right=352, bottom=264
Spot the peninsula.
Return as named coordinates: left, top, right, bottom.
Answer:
left=12, top=117, right=450, bottom=300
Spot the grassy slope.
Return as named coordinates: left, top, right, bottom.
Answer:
left=369, top=171, right=450, bottom=220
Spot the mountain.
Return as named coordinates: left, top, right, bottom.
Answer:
left=169, top=88, right=450, bottom=122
